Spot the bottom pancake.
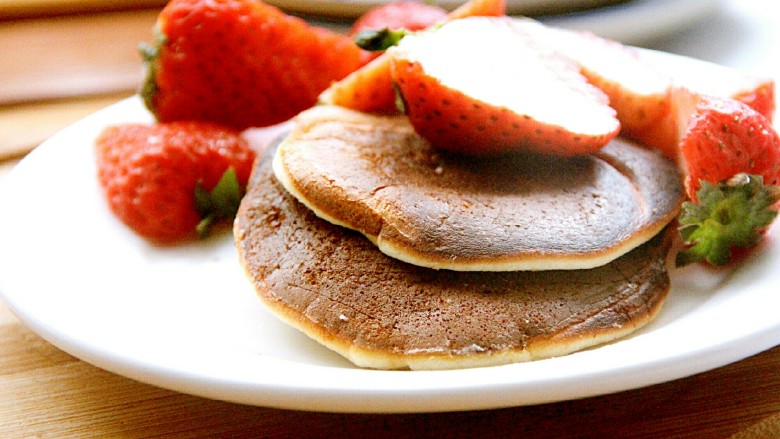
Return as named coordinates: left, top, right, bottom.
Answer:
left=235, top=146, right=673, bottom=370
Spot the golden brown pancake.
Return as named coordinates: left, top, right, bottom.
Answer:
left=235, top=144, right=673, bottom=370
left=273, top=106, right=683, bottom=271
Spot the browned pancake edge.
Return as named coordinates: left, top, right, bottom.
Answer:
left=236, top=144, right=673, bottom=370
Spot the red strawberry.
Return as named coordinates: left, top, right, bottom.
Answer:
left=349, top=2, right=448, bottom=64
left=96, top=121, right=256, bottom=244
left=319, top=0, right=506, bottom=113
left=674, top=94, right=780, bottom=266
left=679, top=94, right=780, bottom=200
left=509, top=20, right=776, bottom=162
left=643, top=50, right=776, bottom=121
left=349, top=2, right=447, bottom=37
left=318, top=54, right=399, bottom=114
left=631, top=50, right=776, bottom=159
left=513, top=21, right=673, bottom=152
left=447, top=0, right=507, bottom=19
left=141, top=0, right=364, bottom=130
left=389, top=17, right=620, bottom=156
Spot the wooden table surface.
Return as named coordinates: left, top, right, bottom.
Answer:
left=1, top=1, right=780, bottom=437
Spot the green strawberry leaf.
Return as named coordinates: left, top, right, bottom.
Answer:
left=354, top=28, right=411, bottom=51
left=139, top=25, right=167, bottom=115
left=676, top=173, right=780, bottom=267
left=194, top=167, right=242, bottom=238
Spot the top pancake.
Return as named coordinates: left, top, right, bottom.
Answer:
left=273, top=105, right=684, bottom=271
left=235, top=142, right=673, bottom=370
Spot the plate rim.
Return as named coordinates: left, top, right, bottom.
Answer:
left=1, top=95, right=779, bottom=414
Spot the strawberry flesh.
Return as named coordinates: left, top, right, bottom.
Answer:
left=515, top=21, right=673, bottom=140
left=390, top=17, right=620, bottom=156
left=318, top=0, right=506, bottom=114
left=632, top=50, right=776, bottom=159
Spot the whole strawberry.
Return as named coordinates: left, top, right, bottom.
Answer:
left=96, top=121, right=256, bottom=243
left=675, top=94, right=780, bottom=266
left=680, top=95, right=780, bottom=200
left=141, top=0, right=365, bottom=130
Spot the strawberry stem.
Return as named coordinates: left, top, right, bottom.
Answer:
left=139, top=26, right=167, bottom=115
left=354, top=28, right=410, bottom=51
left=194, top=167, right=243, bottom=238
left=676, top=173, right=780, bottom=266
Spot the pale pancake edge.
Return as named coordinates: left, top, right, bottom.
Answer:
left=273, top=105, right=684, bottom=271
left=235, top=145, right=673, bottom=370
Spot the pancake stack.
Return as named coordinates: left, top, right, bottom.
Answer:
left=234, top=105, right=684, bottom=370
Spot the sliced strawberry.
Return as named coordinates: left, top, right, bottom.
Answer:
left=389, top=17, right=620, bottom=156
left=447, top=0, right=507, bottom=19
left=642, top=50, right=776, bottom=120
left=631, top=50, right=776, bottom=159
left=318, top=54, right=398, bottom=114
left=142, top=0, right=364, bottom=130
left=513, top=21, right=673, bottom=151
left=508, top=21, right=776, bottom=161
left=319, top=0, right=506, bottom=113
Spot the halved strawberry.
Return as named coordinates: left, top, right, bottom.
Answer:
left=674, top=93, right=780, bottom=266
left=319, top=0, right=506, bottom=113
left=318, top=54, right=399, bottom=114
left=508, top=20, right=776, bottom=161
left=632, top=50, right=776, bottom=159
left=643, top=50, right=776, bottom=121
left=512, top=21, right=673, bottom=151
left=142, top=0, right=364, bottom=130
left=389, top=17, right=620, bottom=156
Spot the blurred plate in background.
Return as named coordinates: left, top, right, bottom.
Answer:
left=300, top=0, right=721, bottom=46
left=267, top=0, right=631, bottom=17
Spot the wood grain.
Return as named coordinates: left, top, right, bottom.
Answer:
left=1, top=2, right=779, bottom=436
left=0, top=0, right=166, bottom=19
left=0, top=9, right=158, bottom=105
left=1, top=285, right=779, bottom=438
left=0, top=92, right=132, bottom=160
left=0, top=122, right=779, bottom=439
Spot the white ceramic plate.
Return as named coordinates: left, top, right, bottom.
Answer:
left=272, top=0, right=721, bottom=45
left=541, top=0, right=721, bottom=45
left=268, top=0, right=627, bottom=17
left=1, top=97, right=779, bottom=414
